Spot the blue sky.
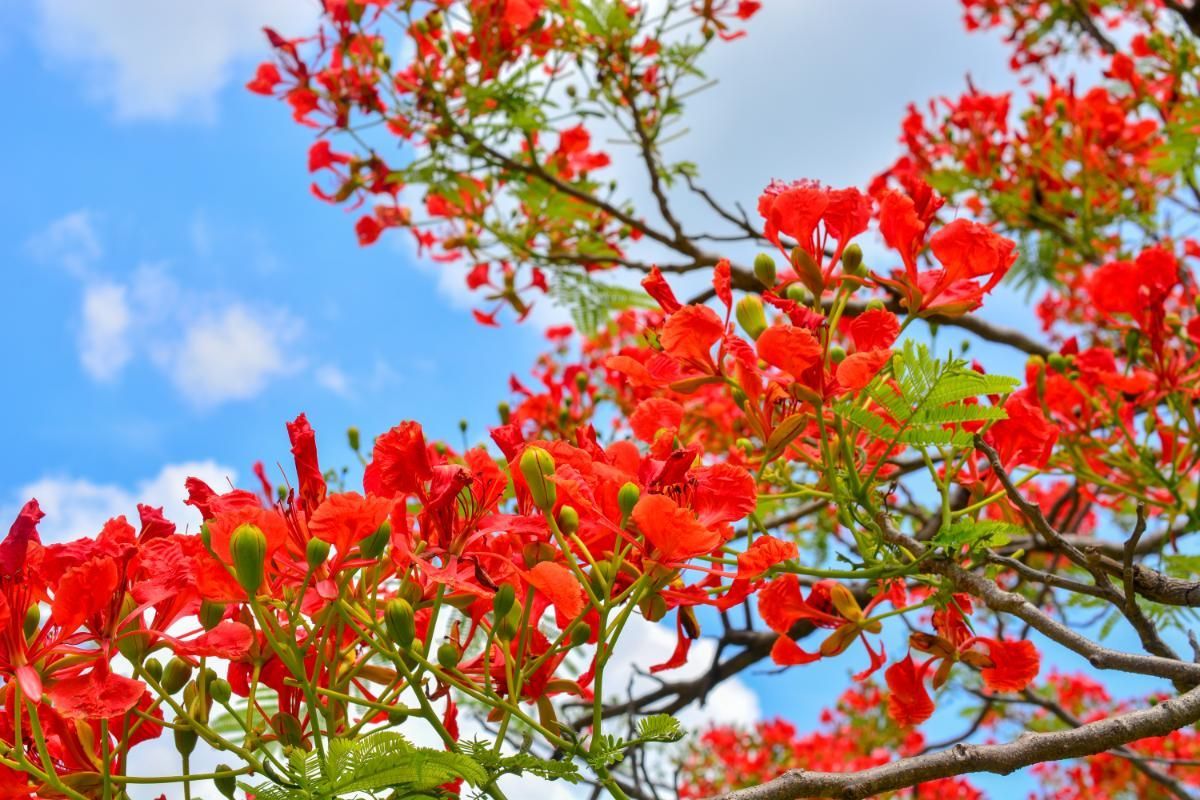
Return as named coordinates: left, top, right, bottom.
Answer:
left=0, top=1, right=1133, bottom=795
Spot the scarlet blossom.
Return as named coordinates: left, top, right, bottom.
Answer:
left=849, top=309, right=901, bottom=352
left=987, top=392, right=1059, bottom=469
left=287, top=412, right=327, bottom=509
left=629, top=397, right=684, bottom=443
left=307, top=492, right=392, bottom=556
left=980, top=639, right=1041, bottom=692
left=632, top=494, right=724, bottom=562
left=660, top=305, right=725, bottom=368
left=363, top=421, right=433, bottom=499
left=836, top=349, right=893, bottom=391
left=756, top=324, right=823, bottom=381
left=524, top=561, right=585, bottom=620
left=47, top=668, right=146, bottom=720
left=885, top=654, right=935, bottom=727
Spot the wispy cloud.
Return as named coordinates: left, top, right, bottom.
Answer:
left=32, top=0, right=317, bottom=122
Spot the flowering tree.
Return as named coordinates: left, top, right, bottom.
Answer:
left=7, top=1, right=1200, bottom=798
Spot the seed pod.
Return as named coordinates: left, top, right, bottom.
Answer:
left=173, top=721, right=197, bottom=757
left=556, top=505, right=580, bottom=535
left=568, top=623, right=592, bottom=648
left=735, top=296, right=767, bottom=340
left=519, top=447, right=557, bottom=511
left=359, top=520, right=391, bottom=559
left=492, top=584, right=515, bottom=620
left=617, top=482, right=640, bottom=522
left=229, top=524, right=267, bottom=595
left=753, top=252, right=777, bottom=287
left=199, top=600, right=225, bottom=631
left=437, top=641, right=462, bottom=670
left=161, top=657, right=192, bottom=695
left=214, top=764, right=237, bottom=799
left=305, top=537, right=330, bottom=569
left=842, top=243, right=865, bottom=275
left=209, top=678, right=232, bottom=705
left=384, top=598, right=416, bottom=649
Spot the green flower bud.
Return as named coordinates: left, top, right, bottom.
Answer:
left=498, top=401, right=511, bottom=424
left=437, top=641, right=462, bottom=670
left=199, top=600, right=225, bottom=631
left=492, top=584, right=515, bottom=620
left=199, top=521, right=213, bottom=550
left=618, top=482, right=640, bottom=522
left=785, top=282, right=811, bottom=304
left=306, top=537, right=331, bottom=569
left=522, top=541, right=556, bottom=568
left=229, top=524, right=267, bottom=595
left=829, top=345, right=846, bottom=364
left=557, top=505, right=580, bottom=535
left=214, top=764, right=237, bottom=799
left=384, top=598, right=416, bottom=649
left=496, top=606, right=521, bottom=641
left=842, top=243, right=865, bottom=275
left=1047, top=353, right=1068, bottom=372
left=359, top=520, right=391, bottom=559
left=568, top=623, right=591, bottom=648
left=866, top=298, right=886, bottom=311
left=347, top=426, right=361, bottom=452
left=209, top=677, right=232, bottom=705
left=387, top=708, right=411, bottom=725
left=735, top=437, right=754, bottom=454
left=162, top=657, right=193, bottom=695
left=791, top=247, right=824, bottom=296
left=753, top=252, right=777, bottom=287
left=574, top=372, right=589, bottom=392
left=173, top=721, right=197, bottom=757
left=23, top=604, right=40, bottom=640
left=519, top=446, right=558, bottom=511
left=144, top=657, right=163, bottom=684
left=735, top=296, right=768, bottom=340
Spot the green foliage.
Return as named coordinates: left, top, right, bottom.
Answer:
left=583, top=714, right=685, bottom=769
left=932, top=519, right=1025, bottom=550
left=550, top=271, right=658, bottom=336
left=459, top=740, right=583, bottom=784
left=840, top=340, right=1019, bottom=451
left=242, top=731, right=487, bottom=800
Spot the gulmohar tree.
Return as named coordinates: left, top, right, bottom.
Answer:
left=5, top=1, right=1200, bottom=798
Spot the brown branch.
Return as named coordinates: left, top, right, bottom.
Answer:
left=708, top=683, right=1200, bottom=800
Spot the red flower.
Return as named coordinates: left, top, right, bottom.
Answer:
left=307, top=492, right=392, bottom=556
left=756, top=325, right=822, bottom=381
left=980, top=639, right=1041, bottom=692
left=364, top=421, right=433, bottom=499
left=632, top=494, right=723, bottom=562
left=885, top=654, right=935, bottom=727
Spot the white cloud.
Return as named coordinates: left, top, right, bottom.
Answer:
left=78, top=282, right=132, bottom=380
left=315, top=363, right=350, bottom=396
left=33, top=0, right=318, bottom=121
left=160, top=304, right=301, bottom=408
left=5, top=460, right=236, bottom=544
left=25, top=209, right=101, bottom=278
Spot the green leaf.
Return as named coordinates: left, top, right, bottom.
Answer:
left=932, top=520, right=1024, bottom=550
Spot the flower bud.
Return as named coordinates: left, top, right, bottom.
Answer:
left=384, top=598, right=416, bottom=650
left=306, top=537, right=331, bottom=569
left=162, top=657, right=193, bottom=695
left=574, top=372, right=589, bottom=392
left=173, top=721, right=197, bottom=757
left=522, top=540, right=557, bottom=568
left=753, top=253, right=777, bottom=287
left=437, top=641, right=462, bottom=670
left=346, top=426, right=361, bottom=452
left=23, top=604, right=40, bottom=640
left=735, top=437, right=754, bottom=454
left=735, top=296, right=767, bottom=340
left=519, top=447, right=557, bottom=511
left=144, top=657, right=163, bottom=684
left=498, top=401, right=511, bottom=424
left=199, top=600, right=225, bottom=631
left=214, top=764, right=237, bottom=799
left=496, top=606, right=521, bottom=641
left=360, top=520, right=391, bottom=559
left=229, top=524, right=267, bottom=595
left=492, top=584, right=515, bottom=620
left=1047, top=353, right=1068, bottom=372
left=556, top=505, right=580, bottom=535
left=785, top=282, right=811, bottom=304
left=569, top=623, right=592, bottom=648
left=387, top=708, right=410, bottom=725
left=829, top=345, right=846, bottom=364
left=791, top=247, right=824, bottom=296
left=209, top=677, right=232, bottom=705
left=866, top=298, right=886, bottom=311
left=618, top=482, right=640, bottom=522
left=841, top=243, right=865, bottom=275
